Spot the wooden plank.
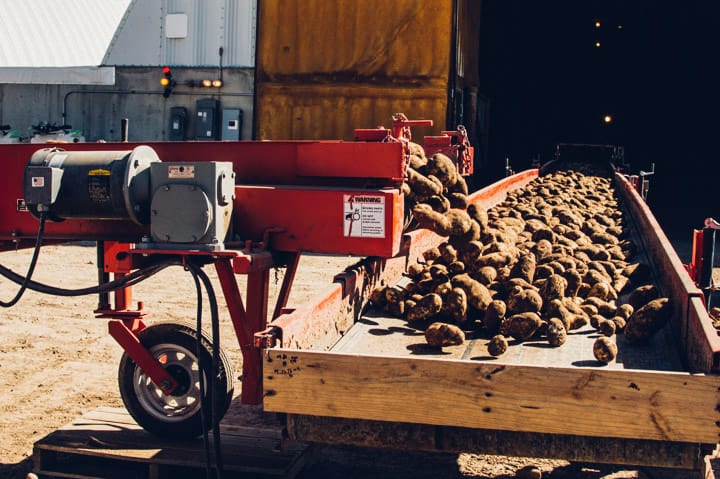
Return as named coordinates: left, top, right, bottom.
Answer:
left=33, top=405, right=311, bottom=479
left=264, top=349, right=720, bottom=444
left=287, top=414, right=714, bottom=470
left=332, top=309, right=686, bottom=372
left=615, top=172, right=720, bottom=372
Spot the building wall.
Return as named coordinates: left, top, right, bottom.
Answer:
left=104, top=0, right=256, bottom=67
left=254, top=0, right=481, bottom=141
left=0, top=67, right=254, bottom=142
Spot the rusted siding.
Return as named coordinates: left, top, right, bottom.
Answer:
left=255, top=83, right=447, bottom=140
left=255, top=0, right=479, bottom=140
left=256, top=0, right=452, bottom=81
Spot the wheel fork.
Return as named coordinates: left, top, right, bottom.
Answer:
left=108, top=318, right=179, bottom=395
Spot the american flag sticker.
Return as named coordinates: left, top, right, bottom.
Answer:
left=31, top=177, right=45, bottom=188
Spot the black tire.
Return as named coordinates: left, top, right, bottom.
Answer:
left=118, top=320, right=234, bottom=438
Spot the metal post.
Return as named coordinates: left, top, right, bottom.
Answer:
left=701, top=228, right=716, bottom=307
left=121, top=118, right=129, bottom=142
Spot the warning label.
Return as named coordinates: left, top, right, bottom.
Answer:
left=343, top=194, right=385, bottom=238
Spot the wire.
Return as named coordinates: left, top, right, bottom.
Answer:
left=187, top=261, right=224, bottom=479
left=0, top=212, right=47, bottom=307
left=188, top=265, right=213, bottom=479
left=0, top=259, right=177, bottom=297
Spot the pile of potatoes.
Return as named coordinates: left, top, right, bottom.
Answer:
left=372, top=144, right=673, bottom=363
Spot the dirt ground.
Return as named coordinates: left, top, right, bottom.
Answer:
left=0, top=243, right=713, bottom=479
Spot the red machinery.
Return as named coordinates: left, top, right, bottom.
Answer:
left=0, top=115, right=464, bottom=438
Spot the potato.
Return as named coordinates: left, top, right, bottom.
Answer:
left=539, top=274, right=568, bottom=302
left=412, top=203, right=452, bottom=236
left=502, top=312, right=543, bottom=341
left=624, top=297, right=672, bottom=343
left=593, top=337, right=617, bottom=363
left=472, top=265, right=497, bottom=285
left=487, top=334, right=509, bottom=356
left=510, top=253, right=536, bottom=283
left=426, top=153, right=458, bottom=188
left=405, top=293, right=442, bottom=323
left=451, top=273, right=493, bottom=311
left=546, top=317, right=567, bottom=347
left=507, top=288, right=543, bottom=315
left=406, top=167, right=442, bottom=200
left=483, top=300, right=506, bottom=334
left=466, top=203, right=489, bottom=230
left=441, top=287, right=468, bottom=325
left=369, top=284, right=387, bottom=307
left=628, top=284, right=659, bottom=309
left=425, top=321, right=465, bottom=348
left=616, top=303, right=634, bottom=320
left=596, top=318, right=617, bottom=337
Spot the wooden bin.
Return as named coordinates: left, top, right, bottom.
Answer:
left=263, top=169, right=720, bottom=472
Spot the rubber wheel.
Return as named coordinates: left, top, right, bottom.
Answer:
left=118, top=320, right=234, bottom=439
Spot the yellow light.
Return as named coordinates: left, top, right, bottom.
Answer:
left=595, top=41, right=601, bottom=47
left=160, top=77, right=170, bottom=86
left=211, top=79, right=223, bottom=88
left=201, top=79, right=212, bottom=87
left=595, top=21, right=601, bottom=28
left=604, top=115, right=613, bottom=123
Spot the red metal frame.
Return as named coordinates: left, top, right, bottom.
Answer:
left=0, top=115, right=466, bottom=408
left=423, top=125, right=475, bottom=176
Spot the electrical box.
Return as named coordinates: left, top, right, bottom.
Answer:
left=169, top=106, right=187, bottom=141
left=195, top=99, right=220, bottom=140
left=24, top=166, right=64, bottom=211
left=143, top=161, right=235, bottom=251
left=221, top=109, right=243, bottom=140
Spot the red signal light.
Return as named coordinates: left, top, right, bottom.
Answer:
left=160, top=66, right=175, bottom=98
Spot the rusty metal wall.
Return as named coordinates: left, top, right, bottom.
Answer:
left=255, top=0, right=480, bottom=140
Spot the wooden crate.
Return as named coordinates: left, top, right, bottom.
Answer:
left=32, top=405, right=311, bottom=479
left=262, top=170, right=720, bottom=472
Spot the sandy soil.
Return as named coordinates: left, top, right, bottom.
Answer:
left=0, top=243, right=709, bottom=479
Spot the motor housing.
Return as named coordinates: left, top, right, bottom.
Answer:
left=24, top=146, right=160, bottom=224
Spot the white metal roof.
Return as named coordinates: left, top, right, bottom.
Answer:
left=0, top=0, right=131, bottom=84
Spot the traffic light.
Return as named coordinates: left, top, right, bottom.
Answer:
left=160, top=66, right=175, bottom=98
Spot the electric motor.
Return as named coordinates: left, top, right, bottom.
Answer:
left=24, top=146, right=160, bottom=224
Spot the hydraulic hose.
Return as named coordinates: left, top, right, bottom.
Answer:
left=0, top=212, right=47, bottom=307
left=187, top=261, right=224, bottom=479
left=0, top=259, right=178, bottom=297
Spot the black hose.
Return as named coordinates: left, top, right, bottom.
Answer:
left=187, top=262, right=224, bottom=478
left=0, top=259, right=178, bottom=297
left=188, top=265, right=213, bottom=479
left=0, top=212, right=47, bottom=307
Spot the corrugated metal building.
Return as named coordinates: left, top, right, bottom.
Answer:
left=0, top=0, right=484, bottom=151
left=0, top=0, right=256, bottom=142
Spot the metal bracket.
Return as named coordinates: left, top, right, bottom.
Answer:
left=254, top=325, right=282, bottom=348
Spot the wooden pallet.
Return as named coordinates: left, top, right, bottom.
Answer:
left=32, top=404, right=312, bottom=479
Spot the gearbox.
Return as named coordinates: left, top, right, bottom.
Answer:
left=143, top=161, right=235, bottom=250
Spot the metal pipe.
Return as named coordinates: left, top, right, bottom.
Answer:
left=62, top=89, right=253, bottom=126
left=120, top=118, right=129, bottom=142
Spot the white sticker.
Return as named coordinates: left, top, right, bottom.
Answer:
left=167, top=165, right=195, bottom=179
left=343, top=194, right=385, bottom=238
left=31, top=176, right=45, bottom=187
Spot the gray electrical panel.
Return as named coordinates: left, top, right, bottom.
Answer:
left=195, top=99, right=220, bottom=140
left=142, top=161, right=235, bottom=251
left=221, top=109, right=243, bottom=140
